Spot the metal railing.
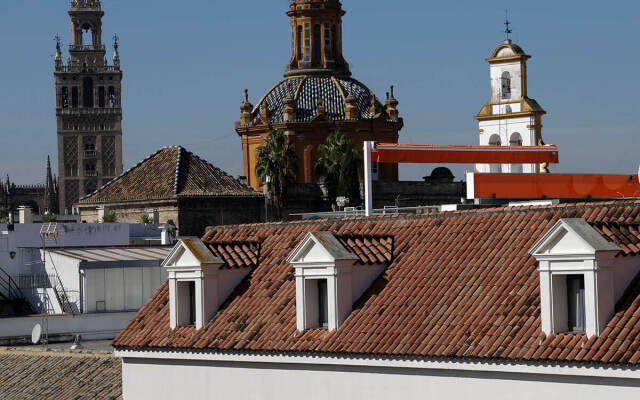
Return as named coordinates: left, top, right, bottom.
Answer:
left=85, top=171, right=98, bottom=177
left=0, top=266, right=22, bottom=301
left=69, top=44, right=106, bottom=51
left=58, top=107, right=121, bottom=115
left=292, top=205, right=440, bottom=220
left=84, top=150, right=97, bottom=158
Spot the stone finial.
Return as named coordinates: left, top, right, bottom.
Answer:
left=240, top=89, right=253, bottom=125
left=369, top=94, right=378, bottom=117
left=385, top=85, right=399, bottom=121
left=283, top=80, right=297, bottom=122
left=345, top=83, right=358, bottom=120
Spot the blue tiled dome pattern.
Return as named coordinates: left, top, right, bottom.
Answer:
left=251, top=76, right=387, bottom=125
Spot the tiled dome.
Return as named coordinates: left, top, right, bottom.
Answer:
left=251, top=76, right=388, bottom=125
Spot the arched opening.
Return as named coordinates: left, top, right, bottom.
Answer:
left=324, top=23, right=332, bottom=58
left=83, top=78, right=94, bottom=108
left=313, top=24, right=321, bottom=65
left=331, top=25, right=337, bottom=59
left=509, top=132, right=523, bottom=173
left=98, top=86, right=105, bottom=108
left=71, top=87, right=79, bottom=108
left=81, top=24, right=94, bottom=47
left=488, top=134, right=502, bottom=173
left=501, top=71, right=512, bottom=100
left=108, top=87, right=116, bottom=108
left=62, top=87, right=69, bottom=109
left=297, top=25, right=303, bottom=61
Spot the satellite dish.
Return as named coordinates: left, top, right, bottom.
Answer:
left=31, top=323, right=42, bottom=345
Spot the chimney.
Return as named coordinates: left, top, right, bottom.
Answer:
left=97, top=206, right=111, bottom=223
left=160, top=224, right=176, bottom=245
left=18, top=206, right=33, bottom=224
left=148, top=209, right=160, bottom=224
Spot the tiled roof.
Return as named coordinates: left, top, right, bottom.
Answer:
left=78, top=146, right=261, bottom=204
left=206, top=240, right=261, bottom=269
left=249, top=76, right=390, bottom=126
left=114, top=201, right=640, bottom=366
left=592, top=222, right=640, bottom=256
left=336, top=235, right=393, bottom=265
left=0, top=347, right=121, bottom=400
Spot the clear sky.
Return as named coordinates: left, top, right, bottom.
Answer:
left=0, top=0, right=638, bottom=184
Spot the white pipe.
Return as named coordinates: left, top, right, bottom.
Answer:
left=364, top=141, right=374, bottom=217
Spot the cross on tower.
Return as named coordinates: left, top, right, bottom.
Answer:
left=504, top=11, right=512, bottom=41
left=113, top=34, right=119, bottom=48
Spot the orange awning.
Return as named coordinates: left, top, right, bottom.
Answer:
left=470, top=173, right=640, bottom=199
left=371, top=143, right=559, bottom=164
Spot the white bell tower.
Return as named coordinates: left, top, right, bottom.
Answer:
left=475, top=24, right=546, bottom=174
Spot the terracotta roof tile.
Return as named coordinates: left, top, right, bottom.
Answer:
left=0, top=347, right=121, bottom=399
left=114, top=200, right=640, bottom=366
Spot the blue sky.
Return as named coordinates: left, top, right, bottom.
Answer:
left=0, top=0, right=638, bottom=184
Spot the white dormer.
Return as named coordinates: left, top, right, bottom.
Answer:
left=163, top=238, right=252, bottom=330
left=530, top=219, right=623, bottom=338
left=288, top=232, right=387, bottom=332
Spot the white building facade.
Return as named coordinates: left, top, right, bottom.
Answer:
left=476, top=39, right=547, bottom=174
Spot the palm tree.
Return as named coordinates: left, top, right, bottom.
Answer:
left=315, top=130, right=361, bottom=209
left=255, top=130, right=299, bottom=220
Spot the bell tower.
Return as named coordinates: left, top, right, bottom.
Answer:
left=54, top=0, right=123, bottom=213
left=475, top=21, right=546, bottom=174
left=286, top=0, right=350, bottom=77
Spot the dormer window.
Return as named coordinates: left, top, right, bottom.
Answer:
left=288, top=232, right=392, bottom=331
left=163, top=238, right=259, bottom=330
left=530, top=218, right=621, bottom=337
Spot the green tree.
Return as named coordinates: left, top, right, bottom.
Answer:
left=101, top=211, right=118, bottom=223
left=315, top=130, right=361, bottom=208
left=42, top=214, right=58, bottom=223
left=255, top=130, right=299, bottom=220
left=140, top=214, right=154, bottom=224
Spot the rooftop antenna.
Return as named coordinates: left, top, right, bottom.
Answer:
left=504, top=10, right=512, bottom=43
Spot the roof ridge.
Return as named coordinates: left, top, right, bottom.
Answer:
left=80, top=146, right=178, bottom=202
left=178, top=146, right=258, bottom=193
left=173, top=146, right=183, bottom=194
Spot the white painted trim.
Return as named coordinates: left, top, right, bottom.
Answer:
left=115, top=349, right=640, bottom=380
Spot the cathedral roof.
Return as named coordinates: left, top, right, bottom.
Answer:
left=247, top=76, right=389, bottom=127
left=78, top=146, right=260, bottom=204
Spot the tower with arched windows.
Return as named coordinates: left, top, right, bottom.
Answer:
left=475, top=39, right=546, bottom=174
left=54, top=0, right=124, bottom=213
left=236, top=0, right=403, bottom=189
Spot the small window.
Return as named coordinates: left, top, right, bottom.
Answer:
left=501, top=71, right=512, bottom=100
left=567, top=275, right=585, bottom=332
left=188, top=281, right=196, bottom=326
left=318, top=279, right=328, bottom=328
left=177, top=280, right=196, bottom=327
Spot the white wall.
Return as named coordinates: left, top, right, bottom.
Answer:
left=0, top=312, right=135, bottom=341
left=121, top=357, right=640, bottom=400
left=478, top=116, right=536, bottom=174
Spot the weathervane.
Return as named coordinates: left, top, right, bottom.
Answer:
left=504, top=10, right=512, bottom=41
left=113, top=33, right=119, bottom=48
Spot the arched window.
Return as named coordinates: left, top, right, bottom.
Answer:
left=510, top=132, right=523, bottom=173
left=98, top=86, right=105, bottom=108
left=108, top=87, right=116, bottom=108
left=313, top=24, right=321, bottom=65
left=297, top=26, right=303, bottom=60
left=71, top=87, right=79, bottom=108
left=488, top=134, right=502, bottom=173
left=62, top=87, right=69, bottom=109
left=324, top=23, right=332, bottom=58
left=81, top=24, right=93, bottom=46
left=509, top=132, right=523, bottom=146
left=501, top=71, right=512, bottom=100
left=83, top=78, right=94, bottom=108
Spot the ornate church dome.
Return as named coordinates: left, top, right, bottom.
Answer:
left=250, top=76, right=388, bottom=125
